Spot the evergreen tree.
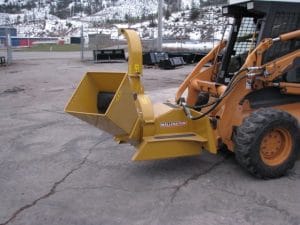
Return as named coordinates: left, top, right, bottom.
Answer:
left=16, top=15, right=21, bottom=24
left=149, top=14, right=157, bottom=27
left=190, top=0, right=200, bottom=21
left=23, top=14, right=28, bottom=23
left=49, top=4, right=55, bottom=15
left=164, top=8, right=171, bottom=20
left=84, top=4, right=92, bottom=16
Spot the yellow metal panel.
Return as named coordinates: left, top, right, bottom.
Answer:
left=132, top=103, right=217, bottom=161
left=120, top=29, right=144, bottom=95
left=153, top=103, right=174, bottom=117
left=142, top=104, right=217, bottom=154
left=120, top=29, right=143, bottom=75
left=65, top=72, right=125, bottom=114
left=68, top=112, right=126, bottom=136
left=132, top=135, right=204, bottom=161
left=65, top=71, right=139, bottom=137
left=106, top=74, right=139, bottom=133
left=136, top=95, right=155, bottom=123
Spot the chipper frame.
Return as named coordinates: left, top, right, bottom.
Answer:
left=66, top=0, right=300, bottom=178
left=65, top=29, right=217, bottom=161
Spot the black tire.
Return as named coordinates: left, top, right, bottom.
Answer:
left=97, top=92, right=115, bottom=113
left=234, top=108, right=299, bottom=178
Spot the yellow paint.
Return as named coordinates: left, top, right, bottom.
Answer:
left=133, top=136, right=203, bottom=160
left=65, top=72, right=139, bottom=137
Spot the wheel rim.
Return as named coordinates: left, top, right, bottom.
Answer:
left=260, top=128, right=292, bottom=166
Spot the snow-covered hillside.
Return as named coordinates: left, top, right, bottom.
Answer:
left=0, top=0, right=228, bottom=44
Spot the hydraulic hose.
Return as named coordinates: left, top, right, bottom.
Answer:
left=182, top=68, right=248, bottom=120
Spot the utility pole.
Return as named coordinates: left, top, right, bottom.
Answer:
left=157, top=0, right=163, bottom=51
left=80, top=25, right=84, bottom=61
left=6, top=33, right=12, bottom=65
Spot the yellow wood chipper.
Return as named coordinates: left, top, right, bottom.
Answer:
left=65, top=0, right=300, bottom=178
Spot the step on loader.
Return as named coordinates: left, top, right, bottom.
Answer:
left=65, top=0, right=300, bottom=178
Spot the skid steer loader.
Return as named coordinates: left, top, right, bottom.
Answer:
left=65, top=0, right=300, bottom=178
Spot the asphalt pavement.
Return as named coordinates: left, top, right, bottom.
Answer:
left=0, top=52, right=299, bottom=225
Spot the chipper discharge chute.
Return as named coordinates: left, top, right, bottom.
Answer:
left=65, top=28, right=217, bottom=161
left=66, top=0, right=300, bottom=179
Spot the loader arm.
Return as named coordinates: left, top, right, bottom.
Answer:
left=179, top=29, right=300, bottom=150
left=175, top=40, right=227, bottom=103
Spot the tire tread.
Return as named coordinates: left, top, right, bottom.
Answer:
left=234, top=108, right=299, bottom=178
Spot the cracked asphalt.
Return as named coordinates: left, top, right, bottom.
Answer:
left=0, top=51, right=300, bottom=225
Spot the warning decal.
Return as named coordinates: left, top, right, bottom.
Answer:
left=160, top=121, right=187, bottom=128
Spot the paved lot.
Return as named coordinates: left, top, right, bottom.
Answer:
left=0, top=52, right=300, bottom=225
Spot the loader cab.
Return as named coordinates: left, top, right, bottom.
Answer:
left=218, top=0, right=300, bottom=84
